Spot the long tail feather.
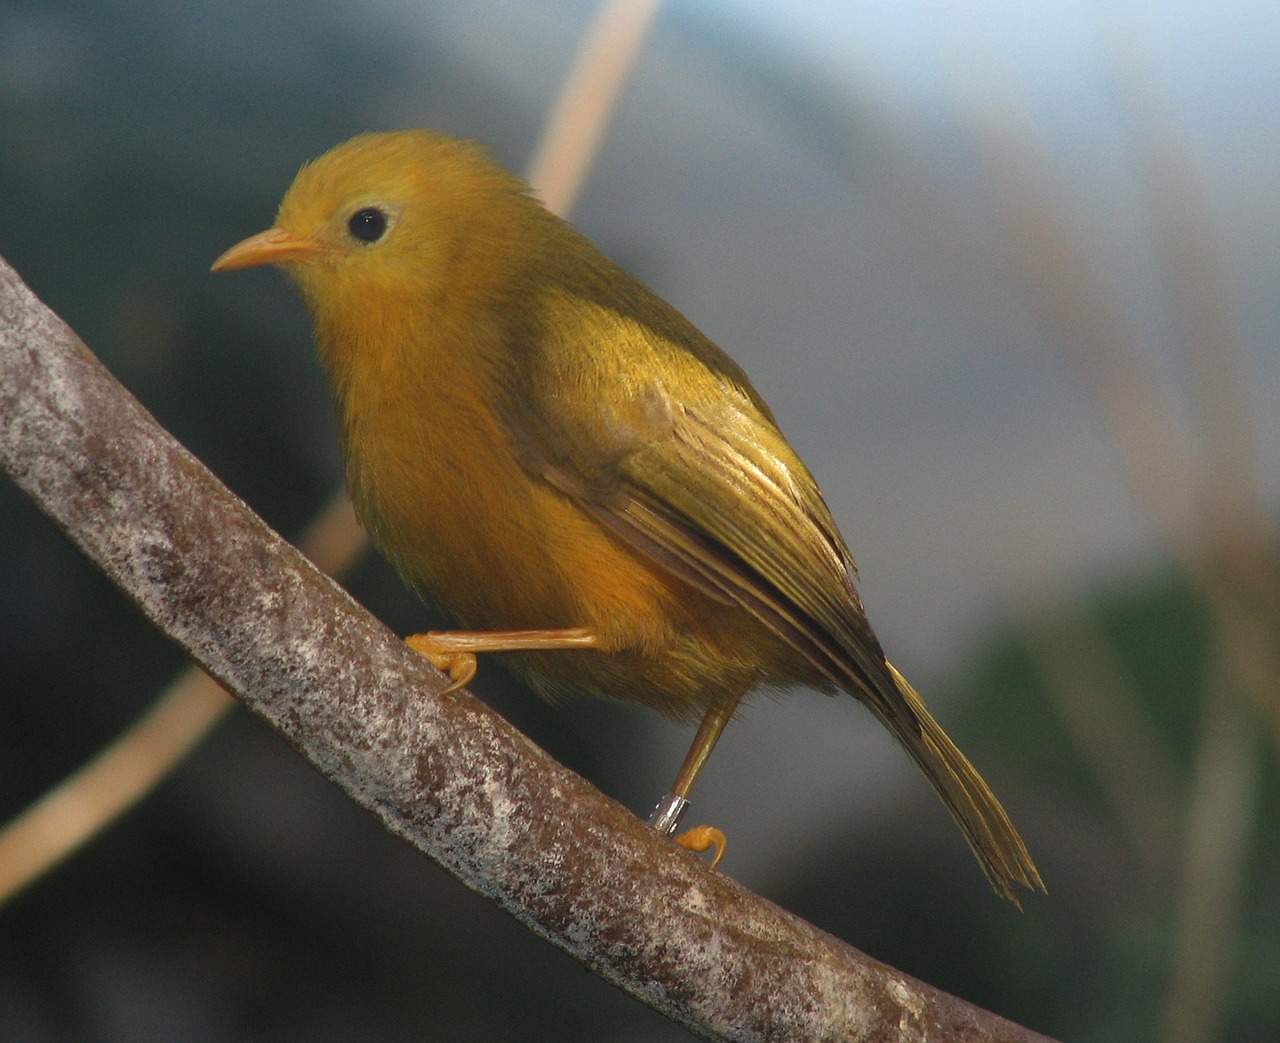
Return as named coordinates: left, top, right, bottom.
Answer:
left=883, top=661, right=1045, bottom=904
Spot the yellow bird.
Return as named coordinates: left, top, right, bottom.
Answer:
left=213, top=130, right=1043, bottom=902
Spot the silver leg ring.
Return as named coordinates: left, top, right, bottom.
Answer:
left=648, top=791, right=690, bottom=836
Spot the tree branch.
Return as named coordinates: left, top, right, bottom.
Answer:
left=0, top=255, right=1053, bottom=1042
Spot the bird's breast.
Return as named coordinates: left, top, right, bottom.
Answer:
left=329, top=333, right=684, bottom=652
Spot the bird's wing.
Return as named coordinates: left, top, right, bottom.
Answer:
left=500, top=282, right=1046, bottom=903
left=499, top=283, right=902, bottom=712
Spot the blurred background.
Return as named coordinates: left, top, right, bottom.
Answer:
left=1, top=0, right=1277, bottom=1039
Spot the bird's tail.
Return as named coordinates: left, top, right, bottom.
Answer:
left=882, top=661, right=1044, bottom=905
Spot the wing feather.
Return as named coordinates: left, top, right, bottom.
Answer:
left=499, top=273, right=1041, bottom=900
left=502, top=280, right=910, bottom=723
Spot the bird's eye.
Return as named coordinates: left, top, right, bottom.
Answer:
left=348, top=207, right=388, bottom=243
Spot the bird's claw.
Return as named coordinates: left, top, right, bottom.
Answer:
left=406, top=633, right=477, bottom=693
left=674, top=825, right=727, bottom=869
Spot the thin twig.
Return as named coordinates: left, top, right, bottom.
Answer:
left=0, top=670, right=230, bottom=903
left=1019, top=606, right=1179, bottom=882
left=0, top=492, right=361, bottom=906
left=525, top=0, right=664, bottom=218
left=1118, top=70, right=1273, bottom=1043
left=963, top=53, right=1272, bottom=1043
left=1158, top=683, right=1258, bottom=1043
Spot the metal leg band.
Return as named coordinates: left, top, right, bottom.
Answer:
left=647, top=791, right=690, bottom=836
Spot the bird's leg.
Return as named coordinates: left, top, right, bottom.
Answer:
left=406, top=627, right=598, bottom=693
left=411, top=625, right=733, bottom=867
left=648, top=688, right=742, bottom=868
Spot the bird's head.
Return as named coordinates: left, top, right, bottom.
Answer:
left=212, top=129, right=542, bottom=321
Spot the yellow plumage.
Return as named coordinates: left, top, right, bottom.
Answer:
left=214, top=130, right=1043, bottom=902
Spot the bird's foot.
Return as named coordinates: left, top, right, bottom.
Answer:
left=674, top=825, right=726, bottom=868
left=405, top=633, right=477, bottom=693
left=406, top=627, right=598, bottom=694
left=648, top=791, right=725, bottom=868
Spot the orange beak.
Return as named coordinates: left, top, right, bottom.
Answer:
left=211, top=227, right=329, bottom=272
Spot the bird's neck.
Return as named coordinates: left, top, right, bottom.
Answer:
left=312, top=288, right=510, bottom=510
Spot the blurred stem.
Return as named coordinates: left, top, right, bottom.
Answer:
left=963, top=48, right=1275, bottom=1043
left=971, top=121, right=1196, bottom=894
left=1022, top=607, right=1178, bottom=882
left=0, top=492, right=361, bottom=907
left=0, top=671, right=231, bottom=904
left=0, top=0, right=659, bottom=909
left=527, top=0, right=664, bottom=218
left=1122, top=73, right=1277, bottom=1043
left=1130, top=98, right=1280, bottom=747
left=1159, top=683, right=1258, bottom=1043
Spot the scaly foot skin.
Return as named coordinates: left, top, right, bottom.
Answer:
left=406, top=626, right=599, bottom=693
left=405, top=633, right=477, bottom=693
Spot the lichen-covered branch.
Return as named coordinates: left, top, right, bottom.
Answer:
left=0, top=255, right=1054, bottom=1042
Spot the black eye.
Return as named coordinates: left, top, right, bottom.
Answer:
left=348, top=207, right=388, bottom=243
